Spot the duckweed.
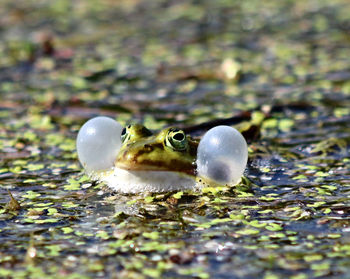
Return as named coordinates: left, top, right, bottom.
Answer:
left=0, top=0, right=350, bottom=278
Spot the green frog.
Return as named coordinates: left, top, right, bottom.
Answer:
left=77, top=116, right=248, bottom=193
left=99, top=124, right=201, bottom=193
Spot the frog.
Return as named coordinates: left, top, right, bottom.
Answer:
left=101, top=124, right=201, bottom=193
left=76, top=116, right=248, bottom=193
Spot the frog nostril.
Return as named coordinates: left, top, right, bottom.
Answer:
left=143, top=144, right=153, bottom=151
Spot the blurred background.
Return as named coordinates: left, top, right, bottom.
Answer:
left=1, top=0, right=349, bottom=127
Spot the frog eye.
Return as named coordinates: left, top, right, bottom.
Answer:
left=166, top=128, right=188, bottom=151
left=196, top=126, right=248, bottom=185
left=121, top=125, right=131, bottom=143
left=76, top=117, right=123, bottom=173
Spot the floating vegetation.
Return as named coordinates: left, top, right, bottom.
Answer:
left=0, top=0, right=350, bottom=278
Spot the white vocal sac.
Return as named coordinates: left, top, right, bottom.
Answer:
left=196, top=125, right=248, bottom=185
left=76, top=116, right=123, bottom=172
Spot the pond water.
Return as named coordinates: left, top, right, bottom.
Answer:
left=0, top=1, right=350, bottom=278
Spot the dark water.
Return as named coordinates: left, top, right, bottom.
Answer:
left=0, top=1, right=350, bottom=278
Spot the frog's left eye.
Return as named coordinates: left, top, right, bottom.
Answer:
left=121, top=125, right=131, bottom=143
left=166, top=128, right=188, bottom=151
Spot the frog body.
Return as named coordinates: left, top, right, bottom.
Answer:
left=77, top=117, right=248, bottom=193
left=98, top=124, right=200, bottom=193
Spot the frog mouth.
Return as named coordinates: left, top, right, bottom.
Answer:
left=99, top=167, right=197, bottom=193
left=115, top=161, right=196, bottom=176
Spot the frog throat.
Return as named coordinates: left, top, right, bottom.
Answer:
left=100, top=168, right=198, bottom=193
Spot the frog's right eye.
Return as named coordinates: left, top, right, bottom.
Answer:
left=121, top=125, right=132, bottom=143
left=166, top=128, right=188, bottom=151
left=76, top=117, right=123, bottom=173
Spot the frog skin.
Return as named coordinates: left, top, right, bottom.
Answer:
left=98, top=124, right=201, bottom=193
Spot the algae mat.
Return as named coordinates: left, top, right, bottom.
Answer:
left=0, top=1, right=350, bottom=278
